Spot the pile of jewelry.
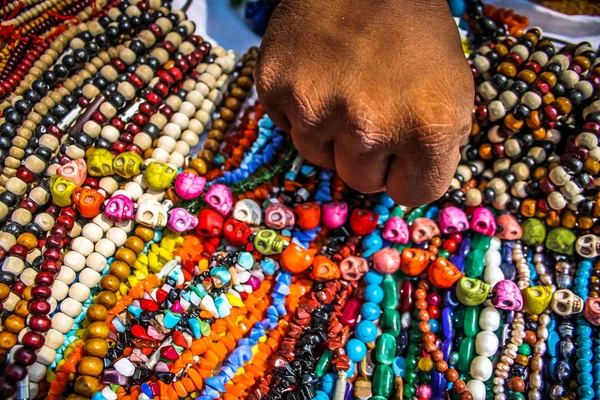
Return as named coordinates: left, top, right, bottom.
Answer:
left=0, top=0, right=599, bottom=399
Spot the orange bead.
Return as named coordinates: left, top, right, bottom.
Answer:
left=504, top=113, right=523, bottom=132
left=295, top=202, right=321, bottom=230
left=497, top=62, right=517, bottom=77
left=520, top=199, right=536, bottom=217
left=280, top=243, right=314, bottom=273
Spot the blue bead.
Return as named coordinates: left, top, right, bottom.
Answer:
left=189, top=318, right=201, bottom=339
left=205, top=376, right=226, bottom=392
left=313, top=390, right=330, bottom=400
left=374, top=205, right=390, bottom=224
left=356, top=320, right=378, bottom=343
left=579, top=337, right=593, bottom=350
left=320, top=373, right=336, bottom=395
left=361, top=302, right=381, bottom=321
left=362, top=231, right=383, bottom=258
left=392, top=356, right=405, bottom=377
left=578, top=385, right=594, bottom=400
left=346, top=361, right=356, bottom=378
left=346, top=338, right=367, bottom=362
left=577, top=359, right=593, bottom=373
left=578, top=372, right=594, bottom=386
left=261, top=259, right=276, bottom=275
left=577, top=347, right=593, bottom=361
left=378, top=192, right=396, bottom=208
left=364, top=284, right=384, bottom=304
left=429, top=319, right=439, bottom=334
left=364, top=270, right=384, bottom=285
left=548, top=331, right=560, bottom=357
left=580, top=260, right=593, bottom=269
left=577, top=325, right=593, bottom=338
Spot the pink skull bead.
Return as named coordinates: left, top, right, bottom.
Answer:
left=321, top=202, right=349, bottom=229
left=205, top=184, right=233, bottom=216
left=265, top=203, right=295, bottom=230
left=175, top=172, right=206, bottom=200
left=57, top=159, right=87, bottom=186
left=496, top=214, right=522, bottom=240
left=584, top=298, right=600, bottom=325
left=438, top=206, right=468, bottom=234
left=371, top=248, right=401, bottom=274
left=470, top=207, right=497, bottom=236
left=339, top=256, right=369, bottom=281
left=168, top=208, right=199, bottom=232
left=382, top=217, right=409, bottom=244
left=491, top=280, right=523, bottom=311
left=410, top=218, right=440, bottom=244
left=104, top=193, right=135, bottom=223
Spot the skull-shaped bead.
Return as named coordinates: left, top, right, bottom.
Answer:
left=576, top=234, right=600, bottom=258
left=382, top=217, right=409, bottom=244
left=584, top=298, right=600, bottom=325
left=87, top=148, right=115, bottom=177
left=491, top=280, right=523, bottom=311
left=551, top=289, right=583, bottom=316
left=470, top=207, right=496, bottom=236
left=196, top=209, right=224, bottom=237
left=223, top=218, right=252, bottom=246
left=50, top=175, right=78, bottom=207
left=174, top=172, right=206, bottom=200
left=350, top=209, right=379, bottom=236
left=104, top=193, right=135, bottom=222
left=205, top=184, right=233, bottom=216
left=371, top=248, right=401, bottom=274
left=144, top=162, right=177, bottom=191
left=321, top=202, right=349, bottom=229
left=253, top=229, right=285, bottom=255
left=310, top=255, right=341, bottom=281
left=168, top=208, right=199, bottom=232
left=410, top=218, right=440, bottom=244
left=456, top=277, right=490, bottom=306
left=496, top=214, right=522, bottom=240
left=521, top=218, right=546, bottom=246
left=522, top=285, right=553, bottom=314
left=57, top=159, right=87, bottom=186
left=280, top=243, right=313, bottom=273
left=428, top=258, right=462, bottom=289
left=233, top=199, right=262, bottom=225
left=400, top=248, right=432, bottom=276
left=295, top=202, right=321, bottom=230
left=437, top=207, right=468, bottom=234
left=135, top=194, right=168, bottom=228
left=545, top=227, right=576, bottom=255
left=71, top=187, right=105, bottom=218
left=339, top=256, right=369, bottom=281
left=113, top=152, right=144, bottom=179
left=265, top=203, right=294, bottom=230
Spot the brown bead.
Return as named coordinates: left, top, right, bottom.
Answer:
left=445, top=368, right=458, bottom=382
left=14, top=299, right=30, bottom=317
left=435, top=360, right=448, bottom=373
left=520, top=199, right=536, bottom=217
left=431, top=350, right=444, bottom=362
left=0, top=331, right=17, bottom=349
left=88, top=322, right=110, bottom=339
left=208, top=129, right=224, bottom=142
left=423, top=332, right=436, bottom=343
left=86, top=304, right=108, bottom=321
left=542, top=92, right=555, bottom=106
left=424, top=342, right=436, bottom=353
left=532, top=167, right=547, bottom=181
left=523, top=32, right=538, bottom=46
left=236, top=76, right=253, bottom=90
left=100, top=274, right=121, bottom=292
left=74, top=375, right=101, bottom=397
left=460, top=393, right=474, bottom=400
left=517, top=69, right=536, bottom=84
left=135, top=227, right=155, bottom=242
left=84, top=338, right=109, bottom=357
left=453, top=380, right=466, bottom=394
left=538, top=72, right=557, bottom=88
left=507, top=377, right=525, bottom=392
left=240, top=67, right=254, bottom=78
left=546, top=211, right=561, bottom=228
left=498, top=62, right=517, bottom=78
left=66, top=394, right=91, bottom=400
left=561, top=210, right=577, bottom=229
left=478, top=144, right=493, bottom=160
left=495, top=43, right=508, bottom=57
left=526, top=110, right=542, bottom=129
left=225, top=97, right=241, bottom=111
left=199, top=150, right=214, bottom=164
left=212, top=119, right=228, bottom=131
left=431, top=237, right=442, bottom=247
left=21, top=286, right=32, bottom=301
left=515, top=354, right=529, bottom=366
left=203, top=139, right=221, bottom=153
left=110, top=261, right=131, bottom=280
left=524, top=330, right=537, bottom=345
left=96, top=290, right=117, bottom=308
left=189, top=158, right=208, bottom=175
left=504, top=113, right=523, bottom=132
left=573, top=56, right=591, bottom=72
left=16, top=232, right=37, bottom=250
left=115, top=248, right=136, bottom=266
left=0, top=283, right=9, bottom=301
left=4, top=315, right=25, bottom=333
left=231, top=87, right=247, bottom=100
left=220, top=108, right=235, bottom=122
left=125, top=236, right=145, bottom=254
left=553, top=97, right=572, bottom=115
left=578, top=216, right=594, bottom=230
left=78, top=356, right=104, bottom=376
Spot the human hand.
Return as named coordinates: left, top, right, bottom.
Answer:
left=254, top=0, right=474, bottom=206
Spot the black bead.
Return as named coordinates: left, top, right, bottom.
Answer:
left=500, top=172, right=516, bottom=187
left=146, top=57, right=160, bottom=72
left=176, top=89, right=187, bottom=99
left=34, top=125, right=48, bottom=137
left=479, top=17, right=497, bottom=33
left=129, top=39, right=145, bottom=56
left=540, top=43, right=555, bottom=58
left=118, top=20, right=132, bottom=34
left=73, top=133, right=94, bottom=148
left=0, top=271, right=17, bottom=286
left=173, top=26, right=187, bottom=38
left=79, top=31, right=93, bottom=42
left=578, top=199, right=594, bottom=216
left=514, top=104, right=530, bottom=120
left=551, top=82, right=566, bottom=97
left=511, top=80, right=528, bottom=95
left=126, top=65, right=137, bottom=74
left=521, top=156, right=535, bottom=168
left=4, top=222, right=23, bottom=237
left=0, top=123, right=17, bottom=138
left=105, top=82, right=118, bottom=94
left=74, top=49, right=89, bottom=64
left=130, top=16, right=141, bottom=29
left=482, top=187, right=495, bottom=203
left=41, top=70, right=56, bottom=85
left=93, top=76, right=108, bottom=91
left=52, top=104, right=69, bottom=118
left=0, top=192, right=18, bottom=207
left=95, top=138, right=112, bottom=149
left=14, top=100, right=31, bottom=115
left=520, top=133, right=534, bottom=149
left=4, top=110, right=22, bottom=125
left=31, top=80, right=49, bottom=95
left=546, top=63, right=562, bottom=75
left=62, top=95, right=77, bottom=108
left=573, top=172, right=591, bottom=189
left=167, top=12, right=180, bottom=24
left=449, top=189, right=465, bottom=206
left=492, top=73, right=508, bottom=90
left=118, top=0, right=128, bottom=11
left=143, top=123, right=160, bottom=139
left=62, top=55, right=76, bottom=69
left=586, top=112, right=600, bottom=124
left=506, top=198, right=520, bottom=213
left=24, top=89, right=41, bottom=104
left=0, top=137, right=11, bottom=150
left=95, top=34, right=109, bottom=48
left=528, top=181, right=541, bottom=196
left=567, top=89, right=584, bottom=106
left=117, top=14, right=129, bottom=23
left=582, top=50, right=597, bottom=63
left=34, top=147, right=52, bottom=161
left=98, top=15, right=111, bottom=27
left=106, top=26, right=120, bottom=42
left=564, top=157, right=583, bottom=174
left=520, top=39, right=534, bottom=52
left=53, top=64, right=69, bottom=78
left=109, top=93, right=127, bottom=109
left=140, top=12, right=153, bottom=25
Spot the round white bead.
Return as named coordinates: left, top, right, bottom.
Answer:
left=51, top=280, right=69, bottom=301
left=71, top=236, right=95, bottom=256
left=51, top=312, right=74, bottom=334
left=79, top=268, right=102, bottom=287
left=467, top=379, right=486, bottom=400
left=20, top=268, right=37, bottom=287
left=56, top=266, right=76, bottom=285
left=82, top=223, right=104, bottom=242
left=63, top=250, right=86, bottom=271
left=86, top=252, right=107, bottom=272
left=476, top=330, right=499, bottom=357
left=470, top=356, right=493, bottom=381
left=29, top=362, right=47, bottom=382
left=60, top=297, right=83, bottom=318
left=95, top=238, right=116, bottom=258
left=479, top=306, right=501, bottom=331
left=106, top=227, right=128, bottom=246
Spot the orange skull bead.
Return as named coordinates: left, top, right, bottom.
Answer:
left=428, top=258, right=463, bottom=289
left=400, top=248, right=432, bottom=276
left=71, top=187, right=105, bottom=219
left=310, top=255, right=341, bottom=281
left=280, top=243, right=314, bottom=273
left=295, top=202, right=321, bottom=230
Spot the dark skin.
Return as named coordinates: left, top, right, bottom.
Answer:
left=254, top=0, right=475, bottom=206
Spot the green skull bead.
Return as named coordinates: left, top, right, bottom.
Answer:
left=253, top=229, right=285, bottom=255
left=87, top=148, right=115, bottom=177
left=456, top=277, right=490, bottom=306
left=144, top=161, right=177, bottom=190
left=545, top=227, right=576, bottom=255
left=522, top=285, right=553, bottom=314
left=521, top=218, right=546, bottom=246
left=113, top=152, right=143, bottom=178
left=50, top=175, right=77, bottom=207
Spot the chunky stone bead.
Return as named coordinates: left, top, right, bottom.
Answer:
left=375, top=333, right=396, bottom=365
left=372, top=364, right=394, bottom=397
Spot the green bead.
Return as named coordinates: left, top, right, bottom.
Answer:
left=405, top=356, right=417, bottom=370
left=373, top=364, right=394, bottom=397
left=437, top=249, right=450, bottom=259
left=457, top=337, right=475, bottom=373
left=465, top=249, right=485, bottom=278
left=372, top=397, right=388, bottom=400
left=404, top=385, right=416, bottom=399
left=381, top=274, right=399, bottom=309
left=375, top=333, right=396, bottom=365
left=517, top=344, right=531, bottom=356
left=381, top=309, right=401, bottom=337
left=391, top=206, right=406, bottom=218
left=508, top=393, right=526, bottom=400
left=406, top=207, right=425, bottom=224
left=464, top=307, right=480, bottom=338
left=471, top=233, right=491, bottom=251
left=453, top=307, right=465, bottom=330
left=314, top=349, right=332, bottom=378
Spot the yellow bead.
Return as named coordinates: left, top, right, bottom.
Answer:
left=144, top=161, right=177, bottom=190
left=87, top=149, right=115, bottom=176
left=113, top=151, right=143, bottom=178
left=226, top=294, right=244, bottom=307
left=50, top=175, right=77, bottom=207
left=418, top=356, right=434, bottom=372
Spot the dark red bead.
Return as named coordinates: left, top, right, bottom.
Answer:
left=58, top=155, right=70, bottom=165
left=159, top=104, right=174, bottom=119
left=157, top=70, right=174, bottom=86
left=60, top=207, right=77, bottom=219
left=29, top=314, right=51, bottom=332
left=132, top=113, right=148, bottom=126
left=9, top=245, right=27, bottom=259
left=112, top=141, right=127, bottom=153
left=45, top=235, right=63, bottom=249
left=5, top=363, right=27, bottom=381
left=193, top=50, right=204, bottom=62
left=539, top=177, right=556, bottom=193
left=84, top=177, right=99, bottom=189
left=126, top=123, right=141, bottom=135
left=199, top=42, right=211, bottom=56
left=21, top=198, right=38, bottom=212
left=543, top=105, right=559, bottom=121
left=92, top=111, right=107, bottom=124
left=160, top=41, right=175, bottom=54
left=56, top=215, right=75, bottom=230
left=146, top=92, right=161, bottom=105
left=153, top=82, right=169, bottom=98
left=14, top=346, right=37, bottom=366
left=184, top=54, right=197, bottom=67
left=120, top=132, right=134, bottom=143
left=149, top=23, right=163, bottom=38
left=126, top=144, right=143, bottom=154
left=128, top=73, right=144, bottom=89
left=113, top=58, right=126, bottom=72
left=571, top=64, right=582, bottom=74
left=168, top=67, right=183, bottom=82
left=139, top=102, right=156, bottom=116
left=40, top=260, right=61, bottom=274
left=533, top=81, right=549, bottom=94
left=46, top=205, right=60, bottom=217
left=0, top=378, right=17, bottom=398
left=43, top=248, right=62, bottom=261
left=16, top=167, right=34, bottom=183
left=28, top=300, right=51, bottom=315
left=12, top=281, right=26, bottom=296
left=111, top=117, right=125, bottom=131
left=49, top=125, right=62, bottom=137
left=50, top=225, right=68, bottom=238
left=584, top=122, right=600, bottom=134
left=31, top=285, right=52, bottom=300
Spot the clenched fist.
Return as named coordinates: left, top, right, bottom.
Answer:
left=254, top=0, right=474, bottom=206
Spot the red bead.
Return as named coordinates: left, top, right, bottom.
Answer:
left=146, top=92, right=161, bottom=105
left=111, top=117, right=125, bottom=131
left=349, top=208, right=379, bottom=236
left=126, top=144, right=143, bottom=154
left=139, top=102, right=156, bottom=116
left=0, top=378, right=17, bottom=398
left=59, top=206, right=76, bottom=219
left=15, top=167, right=34, bottom=183
left=126, top=123, right=141, bottom=135
left=427, top=305, right=440, bottom=320
left=443, top=239, right=457, bottom=253
left=28, top=300, right=51, bottom=315
left=153, top=82, right=169, bottom=98
left=29, top=315, right=52, bottom=332
left=128, top=73, right=144, bottom=89
left=160, top=41, right=175, bottom=54
left=120, top=132, right=134, bottom=144
left=56, top=215, right=75, bottom=230
left=31, top=285, right=52, bottom=300
left=43, top=248, right=62, bottom=261
left=543, top=105, right=559, bottom=121
left=149, top=23, right=163, bottom=38
left=160, top=104, right=174, bottom=119
left=133, top=113, right=148, bottom=126
left=84, top=177, right=99, bottom=189
left=196, top=209, right=225, bottom=237
left=507, top=53, right=522, bottom=66
left=199, top=42, right=211, bottom=56
left=584, top=122, right=600, bottom=134
left=426, top=292, right=441, bottom=306
left=113, top=58, right=126, bottom=72
left=45, top=235, right=63, bottom=249
left=399, top=280, right=414, bottom=313
left=112, top=141, right=127, bottom=153
left=46, top=205, right=60, bottom=217
left=49, top=125, right=62, bottom=137
left=41, top=260, right=61, bottom=274
left=92, top=111, right=107, bottom=124
left=21, top=198, right=38, bottom=212
left=9, top=245, right=27, bottom=259
left=524, top=61, right=541, bottom=74
left=157, top=70, right=174, bottom=86
left=184, top=54, right=197, bottom=67
left=168, top=66, right=183, bottom=82
left=533, top=81, right=549, bottom=94
left=5, top=363, right=28, bottom=382
left=448, top=232, right=462, bottom=244
left=13, top=346, right=37, bottom=366
left=12, top=281, right=26, bottom=296
left=50, top=225, right=68, bottom=238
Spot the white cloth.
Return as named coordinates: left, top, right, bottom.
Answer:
left=183, top=0, right=600, bottom=52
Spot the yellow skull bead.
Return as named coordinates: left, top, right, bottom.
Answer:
left=50, top=175, right=77, bottom=207
left=143, top=161, right=176, bottom=190
left=113, top=152, right=144, bottom=179
left=87, top=149, right=115, bottom=177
